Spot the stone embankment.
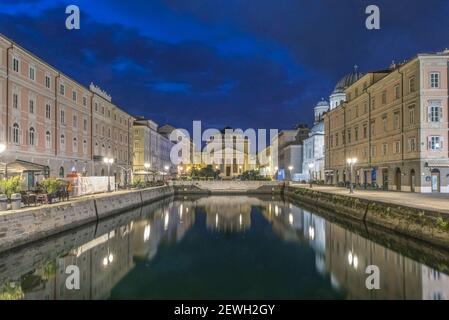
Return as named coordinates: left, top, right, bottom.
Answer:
left=0, top=186, right=173, bottom=253
left=285, top=186, right=449, bottom=249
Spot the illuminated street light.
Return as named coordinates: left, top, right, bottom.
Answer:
left=288, top=165, right=293, bottom=181
left=308, top=163, right=314, bottom=188
left=103, top=157, right=114, bottom=192
left=346, top=158, right=357, bottom=194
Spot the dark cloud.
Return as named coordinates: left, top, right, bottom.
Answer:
left=1, top=0, right=449, bottom=132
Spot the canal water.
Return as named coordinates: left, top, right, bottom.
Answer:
left=0, top=195, right=448, bottom=300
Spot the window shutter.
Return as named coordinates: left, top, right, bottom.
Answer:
left=427, top=137, right=431, bottom=150
left=439, top=106, right=443, bottom=122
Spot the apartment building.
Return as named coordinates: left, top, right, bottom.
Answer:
left=325, top=52, right=449, bottom=193
left=0, top=33, right=134, bottom=188
left=91, top=83, right=133, bottom=185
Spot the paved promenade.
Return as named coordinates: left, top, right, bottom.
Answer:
left=289, top=183, right=449, bottom=214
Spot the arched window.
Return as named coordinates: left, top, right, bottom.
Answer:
left=83, top=140, right=87, bottom=154
left=29, top=127, right=35, bottom=146
left=45, top=131, right=51, bottom=149
left=59, top=166, right=64, bottom=178
left=60, top=134, right=65, bottom=145
left=73, top=137, right=77, bottom=152
left=13, top=123, right=19, bottom=144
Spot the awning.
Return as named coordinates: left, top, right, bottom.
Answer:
left=0, top=160, right=47, bottom=174
left=426, top=160, right=449, bottom=168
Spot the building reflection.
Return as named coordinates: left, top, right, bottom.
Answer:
left=0, top=196, right=448, bottom=300
left=263, top=200, right=449, bottom=300
left=199, top=196, right=253, bottom=233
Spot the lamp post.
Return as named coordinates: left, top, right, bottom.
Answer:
left=308, top=163, right=314, bottom=188
left=103, top=157, right=114, bottom=192
left=144, top=162, right=150, bottom=183
left=288, top=165, right=293, bottom=181
left=346, top=157, right=357, bottom=194
left=0, top=143, right=6, bottom=179
left=164, top=165, right=169, bottom=181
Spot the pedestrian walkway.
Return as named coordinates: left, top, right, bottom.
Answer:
left=289, top=183, right=449, bottom=214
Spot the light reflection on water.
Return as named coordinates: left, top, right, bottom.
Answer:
left=0, top=195, right=448, bottom=300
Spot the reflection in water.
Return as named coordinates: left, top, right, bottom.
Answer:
left=0, top=195, right=448, bottom=300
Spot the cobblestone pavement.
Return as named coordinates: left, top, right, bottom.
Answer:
left=289, top=183, right=449, bottom=214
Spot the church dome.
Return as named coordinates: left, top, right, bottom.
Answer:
left=332, top=66, right=363, bottom=94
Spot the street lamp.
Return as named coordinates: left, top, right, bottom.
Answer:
left=164, top=165, right=169, bottom=181
left=103, top=157, right=114, bottom=192
left=288, top=165, right=293, bottom=181
left=308, top=163, right=314, bottom=188
left=144, top=162, right=150, bottom=183
left=346, top=157, right=357, bottom=194
left=0, top=143, right=6, bottom=179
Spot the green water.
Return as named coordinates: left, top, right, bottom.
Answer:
left=0, top=195, right=448, bottom=300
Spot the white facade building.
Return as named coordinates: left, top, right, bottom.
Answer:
left=302, top=99, right=329, bottom=181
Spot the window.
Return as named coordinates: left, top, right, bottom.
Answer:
left=382, top=91, right=387, bottom=104
left=73, top=138, right=78, bottom=152
left=364, top=101, right=368, bottom=113
left=429, top=136, right=443, bottom=150
left=342, top=130, right=346, bottom=144
left=29, top=98, right=34, bottom=114
left=409, top=105, right=415, bottom=125
left=430, top=72, right=440, bottom=88
left=72, top=90, right=77, bottom=102
left=408, top=137, right=416, bottom=152
left=335, top=133, right=338, bottom=146
left=355, top=106, right=359, bottom=118
left=45, top=131, right=51, bottom=149
left=13, top=93, right=18, bottom=109
left=370, top=120, right=375, bottom=136
left=347, top=129, right=352, bottom=143
left=60, top=110, right=65, bottom=124
left=354, top=127, right=359, bottom=141
left=95, top=102, right=98, bottom=111
left=394, top=141, right=400, bottom=153
left=409, top=76, right=416, bottom=93
left=363, top=124, right=368, bottom=139
left=12, top=57, right=19, bottom=72
left=83, top=96, right=87, bottom=106
left=29, top=127, right=35, bottom=146
left=45, top=75, right=51, bottom=89
left=83, top=140, right=87, bottom=154
left=382, top=115, right=388, bottom=131
left=382, top=143, right=388, bottom=156
left=394, top=85, right=400, bottom=100
left=59, top=84, right=65, bottom=95
left=371, top=145, right=377, bottom=157
left=371, top=97, right=376, bottom=110
left=13, top=123, right=19, bottom=144
left=429, top=102, right=442, bottom=122
left=394, top=112, right=400, bottom=129
left=46, top=104, right=51, bottom=119
left=83, top=118, right=88, bottom=131
left=29, top=66, right=35, bottom=80
left=60, top=134, right=65, bottom=146
left=73, top=115, right=77, bottom=128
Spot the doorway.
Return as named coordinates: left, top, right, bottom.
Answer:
left=410, top=169, right=416, bottom=192
left=382, top=168, right=388, bottom=190
left=431, top=169, right=440, bottom=192
left=394, top=168, right=401, bottom=191
left=226, top=166, right=231, bottom=177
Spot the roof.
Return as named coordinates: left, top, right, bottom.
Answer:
left=332, top=66, right=364, bottom=94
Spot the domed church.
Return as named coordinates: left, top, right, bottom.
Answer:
left=329, top=66, right=363, bottom=110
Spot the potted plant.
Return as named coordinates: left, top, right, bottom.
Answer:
left=0, top=177, right=23, bottom=210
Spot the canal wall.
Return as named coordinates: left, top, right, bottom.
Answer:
left=285, top=186, right=449, bottom=249
left=0, top=186, right=174, bottom=254
left=171, top=180, right=285, bottom=195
